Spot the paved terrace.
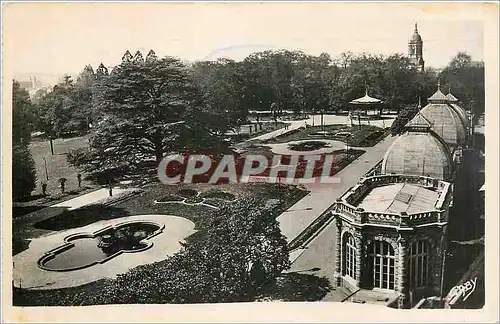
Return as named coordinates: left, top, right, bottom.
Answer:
left=277, top=134, right=396, bottom=243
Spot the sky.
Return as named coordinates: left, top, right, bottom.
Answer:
left=4, top=2, right=486, bottom=85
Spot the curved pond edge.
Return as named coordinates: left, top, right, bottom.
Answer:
left=37, top=220, right=165, bottom=272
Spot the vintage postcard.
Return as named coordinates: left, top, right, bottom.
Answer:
left=2, top=1, right=498, bottom=322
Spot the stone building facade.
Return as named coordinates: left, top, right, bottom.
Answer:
left=331, top=174, right=453, bottom=308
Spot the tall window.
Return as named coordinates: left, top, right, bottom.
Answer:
left=370, top=240, right=395, bottom=290
left=344, top=233, right=357, bottom=279
left=409, top=240, right=429, bottom=288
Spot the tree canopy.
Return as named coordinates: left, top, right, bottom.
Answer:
left=29, top=49, right=483, bottom=180
left=440, top=52, right=484, bottom=114
left=12, top=80, right=34, bottom=146
left=12, top=80, right=37, bottom=199
left=72, top=51, right=229, bottom=181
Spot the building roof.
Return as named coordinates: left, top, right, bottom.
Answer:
left=446, top=92, right=459, bottom=102
left=428, top=88, right=449, bottom=103
left=381, top=131, right=453, bottom=180
left=449, top=103, right=468, bottom=129
left=358, top=183, right=439, bottom=214
left=405, top=108, right=433, bottom=131
left=419, top=102, right=467, bottom=146
left=349, top=90, right=383, bottom=105
left=445, top=91, right=468, bottom=127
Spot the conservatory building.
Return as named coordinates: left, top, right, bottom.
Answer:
left=381, top=109, right=455, bottom=181
left=331, top=174, right=453, bottom=308
left=416, top=83, right=467, bottom=150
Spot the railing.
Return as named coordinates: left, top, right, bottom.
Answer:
left=344, top=174, right=441, bottom=206
left=335, top=174, right=452, bottom=223
left=333, top=201, right=445, bottom=227
left=435, top=181, right=452, bottom=209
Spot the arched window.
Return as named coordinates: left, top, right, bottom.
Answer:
left=409, top=240, right=429, bottom=289
left=370, top=240, right=395, bottom=290
left=343, top=233, right=357, bottom=279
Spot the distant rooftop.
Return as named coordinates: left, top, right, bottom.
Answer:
left=358, top=183, right=439, bottom=214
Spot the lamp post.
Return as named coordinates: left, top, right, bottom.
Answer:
left=43, top=156, right=49, bottom=181
left=277, top=176, right=282, bottom=206
left=320, top=108, right=325, bottom=134
left=470, top=100, right=475, bottom=149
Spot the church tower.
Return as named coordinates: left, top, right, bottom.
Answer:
left=408, top=23, right=425, bottom=72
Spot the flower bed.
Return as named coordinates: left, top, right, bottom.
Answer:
left=202, top=198, right=227, bottom=208
left=156, top=195, right=184, bottom=203
left=288, top=141, right=328, bottom=152
left=184, top=196, right=204, bottom=204
left=177, top=189, right=199, bottom=198
left=201, top=190, right=236, bottom=201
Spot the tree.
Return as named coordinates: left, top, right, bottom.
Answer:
left=72, top=65, right=97, bottom=130
left=12, top=80, right=33, bottom=146
left=191, top=59, right=247, bottom=132
left=12, top=145, right=37, bottom=199
left=33, top=69, right=96, bottom=144
left=75, top=50, right=225, bottom=181
left=440, top=52, right=484, bottom=114
left=12, top=80, right=37, bottom=200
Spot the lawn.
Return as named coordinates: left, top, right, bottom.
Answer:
left=263, top=124, right=388, bottom=147
left=26, top=136, right=95, bottom=198
left=12, top=181, right=311, bottom=306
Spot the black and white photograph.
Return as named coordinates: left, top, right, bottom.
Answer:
left=3, top=2, right=498, bottom=322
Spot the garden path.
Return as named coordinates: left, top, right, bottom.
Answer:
left=51, top=187, right=131, bottom=211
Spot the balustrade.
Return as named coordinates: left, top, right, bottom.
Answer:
left=335, top=200, right=444, bottom=228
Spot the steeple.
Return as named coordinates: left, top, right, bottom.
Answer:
left=408, top=22, right=424, bottom=72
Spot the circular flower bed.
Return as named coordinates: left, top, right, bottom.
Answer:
left=288, top=141, right=328, bottom=152
left=184, top=196, right=204, bottom=204
left=156, top=194, right=184, bottom=203
left=177, top=189, right=199, bottom=198
left=202, top=198, right=228, bottom=208
left=201, top=190, right=236, bottom=201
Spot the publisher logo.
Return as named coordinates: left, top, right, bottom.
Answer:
left=158, top=153, right=341, bottom=185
